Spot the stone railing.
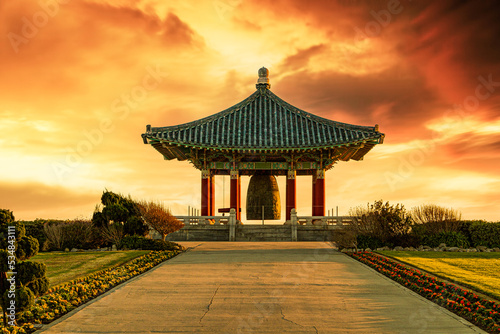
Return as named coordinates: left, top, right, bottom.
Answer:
left=283, top=209, right=357, bottom=241
left=285, top=209, right=357, bottom=226
left=176, top=209, right=356, bottom=242
left=177, top=209, right=239, bottom=241
left=177, top=216, right=231, bottom=226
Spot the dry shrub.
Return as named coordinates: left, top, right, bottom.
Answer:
left=100, top=222, right=124, bottom=249
left=332, top=229, right=357, bottom=250
left=43, top=223, right=64, bottom=250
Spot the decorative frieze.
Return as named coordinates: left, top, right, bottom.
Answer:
left=201, top=169, right=211, bottom=179
left=230, top=169, right=239, bottom=179
left=314, top=169, right=325, bottom=180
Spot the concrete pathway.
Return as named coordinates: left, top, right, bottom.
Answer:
left=37, top=242, right=486, bottom=333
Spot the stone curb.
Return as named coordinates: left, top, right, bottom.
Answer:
left=340, top=245, right=500, bottom=253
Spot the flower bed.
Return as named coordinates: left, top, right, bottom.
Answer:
left=1, top=250, right=181, bottom=334
left=349, top=251, right=500, bottom=333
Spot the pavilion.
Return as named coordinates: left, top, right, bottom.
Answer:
left=141, top=68, right=384, bottom=223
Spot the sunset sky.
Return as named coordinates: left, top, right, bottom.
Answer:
left=1, top=0, right=500, bottom=222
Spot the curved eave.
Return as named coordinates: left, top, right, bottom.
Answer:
left=145, top=136, right=382, bottom=161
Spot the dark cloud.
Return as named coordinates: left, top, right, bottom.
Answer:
left=403, top=1, right=500, bottom=67
left=394, top=1, right=500, bottom=107
left=273, top=65, right=441, bottom=142
left=75, top=3, right=204, bottom=49
left=441, top=132, right=500, bottom=162
left=0, top=2, right=204, bottom=102
left=279, top=44, right=327, bottom=72
left=162, top=12, right=202, bottom=47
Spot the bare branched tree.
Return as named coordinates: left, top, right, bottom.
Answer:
left=138, top=201, right=184, bottom=240
left=410, top=204, right=462, bottom=233
left=100, top=222, right=124, bottom=249
left=43, top=223, right=64, bottom=250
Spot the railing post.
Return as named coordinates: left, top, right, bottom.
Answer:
left=291, top=208, right=298, bottom=242
left=229, top=208, right=236, bottom=241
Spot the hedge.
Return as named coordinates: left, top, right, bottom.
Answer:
left=355, top=221, right=500, bottom=249
left=469, top=222, right=500, bottom=248
left=120, top=235, right=183, bottom=251
left=20, top=221, right=47, bottom=250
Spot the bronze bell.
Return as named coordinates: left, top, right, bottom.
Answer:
left=246, top=173, right=281, bottom=220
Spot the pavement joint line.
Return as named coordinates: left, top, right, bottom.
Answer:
left=340, top=251, right=488, bottom=333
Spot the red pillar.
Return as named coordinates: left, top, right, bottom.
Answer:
left=237, top=176, right=241, bottom=221
left=201, top=169, right=210, bottom=216
left=209, top=173, right=215, bottom=216
left=312, top=169, right=325, bottom=216
left=286, top=170, right=296, bottom=221
left=230, top=170, right=241, bottom=221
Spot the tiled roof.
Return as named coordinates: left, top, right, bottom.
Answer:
left=142, top=87, right=384, bottom=155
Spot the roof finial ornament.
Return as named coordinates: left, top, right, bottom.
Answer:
left=256, top=67, right=270, bottom=90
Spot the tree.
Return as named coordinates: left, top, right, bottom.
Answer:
left=0, top=209, right=49, bottom=326
left=138, top=201, right=184, bottom=240
left=92, top=191, right=148, bottom=237
left=410, top=204, right=462, bottom=233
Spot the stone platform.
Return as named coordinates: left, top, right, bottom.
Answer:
left=165, top=224, right=341, bottom=242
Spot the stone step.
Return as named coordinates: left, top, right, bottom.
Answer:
left=235, top=226, right=293, bottom=241
left=235, top=238, right=292, bottom=242
left=166, top=225, right=334, bottom=241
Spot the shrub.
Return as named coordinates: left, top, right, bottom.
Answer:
left=61, top=219, right=100, bottom=250
left=389, top=233, right=421, bottom=248
left=100, top=222, right=124, bottom=249
left=0, top=209, right=49, bottom=326
left=348, top=200, right=412, bottom=245
left=42, top=220, right=103, bottom=251
left=411, top=219, right=474, bottom=248
left=120, top=235, right=183, bottom=251
left=332, top=230, right=357, bottom=250
left=420, top=231, right=469, bottom=248
left=469, top=221, right=500, bottom=248
left=92, top=191, right=148, bottom=236
left=22, top=220, right=46, bottom=249
left=356, top=235, right=384, bottom=250
left=43, top=223, right=64, bottom=251
left=123, top=216, right=147, bottom=237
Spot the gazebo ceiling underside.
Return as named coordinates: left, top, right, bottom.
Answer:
left=142, top=88, right=384, bottom=170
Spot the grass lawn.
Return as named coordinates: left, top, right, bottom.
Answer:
left=378, top=251, right=500, bottom=301
left=32, top=251, right=149, bottom=287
